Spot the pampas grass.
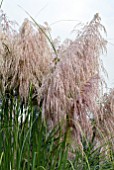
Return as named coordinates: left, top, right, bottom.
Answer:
left=13, top=19, right=53, bottom=100
left=0, top=13, right=53, bottom=101
left=98, top=89, right=114, bottom=137
left=42, top=14, right=107, bottom=146
left=0, top=9, right=114, bottom=169
left=0, top=10, right=114, bottom=154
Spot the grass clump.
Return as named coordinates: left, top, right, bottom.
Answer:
left=0, top=93, right=114, bottom=169
left=0, top=92, right=114, bottom=170
left=0, top=9, right=114, bottom=169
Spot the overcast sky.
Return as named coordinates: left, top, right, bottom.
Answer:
left=1, top=0, right=114, bottom=88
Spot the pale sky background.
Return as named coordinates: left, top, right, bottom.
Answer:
left=1, top=0, right=114, bottom=88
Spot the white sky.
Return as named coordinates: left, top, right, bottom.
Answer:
left=1, top=0, right=114, bottom=88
